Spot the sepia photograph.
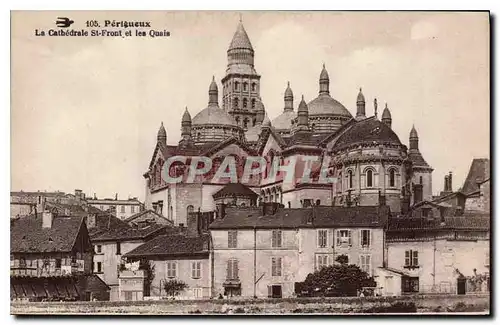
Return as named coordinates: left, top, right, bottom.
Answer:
left=10, top=10, right=490, bottom=315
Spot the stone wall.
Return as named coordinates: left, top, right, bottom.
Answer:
left=11, top=294, right=489, bottom=315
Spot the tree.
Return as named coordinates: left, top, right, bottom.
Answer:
left=299, top=256, right=376, bottom=297
left=163, top=279, right=188, bottom=297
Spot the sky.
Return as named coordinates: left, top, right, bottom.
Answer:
left=11, top=11, right=490, bottom=201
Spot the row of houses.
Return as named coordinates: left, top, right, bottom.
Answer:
left=10, top=159, right=490, bottom=301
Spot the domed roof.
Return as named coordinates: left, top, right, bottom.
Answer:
left=229, top=22, right=253, bottom=51
left=410, top=125, right=418, bottom=139
left=284, top=81, right=293, bottom=99
left=182, top=107, right=192, bottom=123
left=157, top=122, right=166, bottom=141
left=382, top=104, right=391, bottom=120
left=357, top=88, right=365, bottom=103
left=307, top=94, right=353, bottom=117
left=192, top=106, right=238, bottom=127
left=298, top=95, right=308, bottom=112
left=334, top=118, right=402, bottom=149
left=272, top=110, right=297, bottom=131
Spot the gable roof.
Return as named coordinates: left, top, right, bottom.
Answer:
left=212, top=183, right=258, bottom=199
left=91, top=222, right=166, bottom=242
left=209, top=205, right=390, bottom=230
left=124, top=209, right=173, bottom=225
left=460, top=158, right=490, bottom=195
left=123, top=233, right=210, bottom=258
left=388, top=213, right=490, bottom=231
left=88, top=213, right=131, bottom=240
left=11, top=214, right=84, bottom=253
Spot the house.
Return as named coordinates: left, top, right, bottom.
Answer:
left=383, top=212, right=490, bottom=296
left=10, top=211, right=109, bottom=301
left=90, top=218, right=167, bottom=301
left=208, top=202, right=390, bottom=298
left=86, top=196, right=144, bottom=220
left=121, top=212, right=213, bottom=301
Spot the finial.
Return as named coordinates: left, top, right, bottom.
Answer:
left=212, top=75, right=215, bottom=81
left=161, top=121, right=164, bottom=126
left=287, top=81, right=290, bottom=87
left=185, top=106, right=188, bottom=112
left=385, top=102, right=388, bottom=109
left=302, top=94, right=304, bottom=100
left=239, top=13, right=242, bottom=23
left=359, top=87, right=362, bottom=92
left=322, top=63, right=325, bottom=69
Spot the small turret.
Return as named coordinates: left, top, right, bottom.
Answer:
left=157, top=122, right=167, bottom=145
left=284, top=81, right=294, bottom=112
left=180, top=107, right=192, bottom=145
left=297, top=95, right=309, bottom=127
left=356, top=88, right=366, bottom=119
left=208, top=76, right=218, bottom=106
left=319, top=64, right=330, bottom=95
left=409, top=125, right=419, bottom=151
left=381, top=103, right=392, bottom=128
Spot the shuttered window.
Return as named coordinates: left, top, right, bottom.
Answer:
left=360, top=255, right=371, bottom=275
left=166, top=262, right=177, bottom=278
left=336, top=230, right=352, bottom=246
left=227, top=259, right=239, bottom=280
left=191, top=261, right=201, bottom=279
left=272, top=230, right=282, bottom=248
left=228, top=231, right=238, bottom=248
left=271, top=257, right=282, bottom=276
left=317, top=230, right=328, bottom=248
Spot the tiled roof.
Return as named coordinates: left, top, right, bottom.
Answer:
left=213, top=183, right=258, bottom=199
left=228, top=22, right=253, bottom=51
left=88, top=214, right=131, bottom=240
left=11, top=214, right=84, bottom=253
left=460, top=158, right=490, bottom=195
left=408, top=151, right=430, bottom=168
left=124, top=233, right=210, bottom=258
left=388, top=213, right=490, bottom=231
left=333, top=117, right=403, bottom=150
left=11, top=191, right=66, bottom=197
left=124, top=209, right=173, bottom=225
left=91, top=222, right=166, bottom=242
left=209, top=205, right=390, bottom=230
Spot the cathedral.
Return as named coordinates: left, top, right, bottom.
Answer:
left=143, top=21, right=433, bottom=226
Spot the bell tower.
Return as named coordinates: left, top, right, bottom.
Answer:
left=221, top=20, right=261, bottom=131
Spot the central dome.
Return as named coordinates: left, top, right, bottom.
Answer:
left=192, top=106, right=237, bottom=126
left=334, top=118, right=402, bottom=150
left=272, top=110, right=297, bottom=131
left=308, top=94, right=353, bottom=117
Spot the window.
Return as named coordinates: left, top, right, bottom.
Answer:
left=96, top=261, right=102, bottom=273
left=227, top=259, right=239, bottom=280
left=272, top=230, right=282, bottom=248
left=193, top=288, right=203, bottom=298
left=422, top=208, right=431, bottom=218
left=228, top=230, right=238, bottom=248
left=360, top=230, right=371, bottom=247
left=187, top=205, right=194, bottom=216
left=234, top=81, right=239, bottom=90
left=402, top=277, right=419, bottom=293
left=316, top=254, right=329, bottom=271
left=243, top=118, right=248, bottom=128
left=405, top=250, right=419, bottom=268
left=359, top=255, right=371, bottom=275
left=243, top=98, right=248, bottom=109
left=251, top=83, right=256, bottom=92
left=121, top=205, right=125, bottom=213
left=419, top=176, right=423, bottom=185
left=348, top=170, right=354, bottom=189
left=336, top=230, right=352, bottom=246
left=166, top=262, right=177, bottom=278
left=100, top=205, right=105, bottom=211
left=19, top=257, right=26, bottom=268
left=116, top=242, right=121, bottom=255
left=271, top=257, right=282, bottom=276
left=131, top=206, right=135, bottom=214
left=389, top=169, right=396, bottom=187
left=95, top=245, right=102, bottom=254
left=191, top=261, right=201, bottom=279
left=317, top=230, right=328, bottom=248
left=251, top=98, right=256, bottom=109
left=243, top=82, right=248, bottom=91
left=366, top=169, right=373, bottom=188
left=233, top=98, right=239, bottom=109
left=124, top=291, right=133, bottom=301
left=55, top=259, right=62, bottom=269
left=485, top=251, right=490, bottom=267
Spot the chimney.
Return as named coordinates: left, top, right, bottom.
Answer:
left=444, top=175, right=449, bottom=192
left=94, top=193, right=97, bottom=200
left=448, top=172, right=453, bottom=192
left=115, top=193, right=118, bottom=200
left=216, top=204, right=227, bottom=219
left=42, top=211, right=53, bottom=228
left=378, top=190, right=386, bottom=206
left=187, top=209, right=201, bottom=237
left=86, top=214, right=96, bottom=229
left=75, top=189, right=82, bottom=202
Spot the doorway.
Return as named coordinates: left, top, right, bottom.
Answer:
left=271, top=285, right=282, bottom=298
left=457, top=278, right=466, bottom=295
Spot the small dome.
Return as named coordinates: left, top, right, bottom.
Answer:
left=357, top=88, right=365, bottom=103
left=182, top=107, right=192, bottom=123
left=298, top=95, right=308, bottom=112
left=334, top=118, right=402, bottom=150
left=382, top=104, right=391, bottom=120
left=410, top=125, right=418, bottom=139
left=284, top=81, right=293, bottom=99
left=157, top=122, right=167, bottom=142
left=307, top=95, right=352, bottom=117
left=192, top=106, right=237, bottom=127
left=228, top=22, right=253, bottom=51
left=272, top=110, right=297, bottom=131
left=320, top=64, right=329, bottom=81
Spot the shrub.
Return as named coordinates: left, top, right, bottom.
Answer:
left=162, top=279, right=188, bottom=297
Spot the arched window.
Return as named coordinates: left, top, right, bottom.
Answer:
left=338, top=172, right=342, bottom=191
left=234, top=81, right=239, bottom=90
left=366, top=169, right=373, bottom=188
left=235, top=117, right=240, bottom=125
left=251, top=98, right=256, bottom=109
left=243, top=118, right=248, bottom=128
left=233, top=98, right=239, bottom=109
left=243, top=98, right=248, bottom=109
left=389, top=169, right=396, bottom=187
left=419, top=176, right=423, bottom=185
left=348, top=170, right=354, bottom=189
left=243, top=82, right=248, bottom=91
left=252, top=83, right=256, bottom=92
left=187, top=205, right=194, bottom=216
